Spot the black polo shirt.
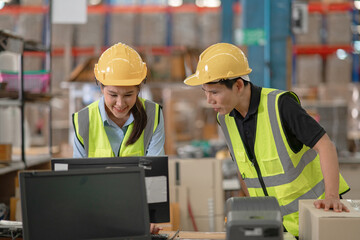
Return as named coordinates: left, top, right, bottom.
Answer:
left=230, top=83, right=326, bottom=161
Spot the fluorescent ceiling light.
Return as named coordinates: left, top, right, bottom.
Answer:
left=88, top=0, right=101, bottom=5
left=355, top=1, right=360, bottom=10
left=168, top=0, right=183, bottom=7
left=0, top=0, right=11, bottom=9
left=196, top=0, right=221, bottom=7
left=336, top=49, right=347, bottom=60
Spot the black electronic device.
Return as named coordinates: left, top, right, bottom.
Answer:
left=225, top=197, right=283, bottom=240
left=19, top=168, right=151, bottom=240
left=51, top=156, right=170, bottom=223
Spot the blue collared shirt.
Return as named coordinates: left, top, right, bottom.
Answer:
left=73, top=96, right=165, bottom=157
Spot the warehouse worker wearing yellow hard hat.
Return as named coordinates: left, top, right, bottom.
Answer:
left=73, top=42, right=164, bottom=158
left=72, top=43, right=164, bottom=233
left=184, top=43, right=350, bottom=237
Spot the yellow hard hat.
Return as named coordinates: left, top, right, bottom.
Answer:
left=94, top=43, right=147, bottom=86
left=184, top=43, right=252, bottom=86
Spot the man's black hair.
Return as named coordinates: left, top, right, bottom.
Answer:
left=206, top=77, right=249, bottom=89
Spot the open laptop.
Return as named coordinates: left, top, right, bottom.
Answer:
left=19, top=167, right=151, bottom=240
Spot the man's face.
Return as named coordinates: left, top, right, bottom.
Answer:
left=101, top=85, right=139, bottom=123
left=201, top=82, right=238, bottom=115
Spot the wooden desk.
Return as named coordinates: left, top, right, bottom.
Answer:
left=161, top=231, right=225, bottom=239
left=0, top=231, right=296, bottom=240
left=161, top=231, right=296, bottom=239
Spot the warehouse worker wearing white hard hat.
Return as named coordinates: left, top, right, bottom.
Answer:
left=184, top=42, right=350, bottom=237
left=72, top=43, right=165, bottom=234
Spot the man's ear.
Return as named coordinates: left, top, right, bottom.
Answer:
left=234, top=79, right=244, bottom=92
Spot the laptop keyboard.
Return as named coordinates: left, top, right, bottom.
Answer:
left=151, top=233, right=169, bottom=240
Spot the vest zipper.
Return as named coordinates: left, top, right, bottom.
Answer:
left=251, top=157, right=269, bottom=196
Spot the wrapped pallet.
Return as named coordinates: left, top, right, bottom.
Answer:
left=109, top=12, right=137, bottom=47
left=139, top=9, right=167, bottom=46
left=326, top=12, right=352, bottom=45
left=198, top=10, right=221, bottom=49
left=0, top=14, right=16, bottom=32
left=325, top=53, right=352, bottom=85
left=74, top=13, right=105, bottom=49
left=51, top=25, right=73, bottom=92
left=171, top=7, right=198, bottom=48
left=52, top=24, right=73, bottom=48
left=295, top=54, right=323, bottom=87
left=295, top=13, right=322, bottom=45
left=20, top=0, right=45, bottom=5
left=17, top=13, right=44, bottom=43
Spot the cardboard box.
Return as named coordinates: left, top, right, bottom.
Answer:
left=172, top=11, right=198, bottom=48
left=0, top=144, right=12, bottom=162
left=299, top=199, right=360, bottom=240
left=295, top=55, right=323, bottom=87
left=139, top=12, right=167, bottom=46
left=295, top=13, right=322, bottom=46
left=325, top=53, right=352, bottom=85
left=109, top=13, right=136, bottom=46
left=198, top=11, right=221, bottom=48
left=326, top=12, right=352, bottom=45
left=75, top=13, right=105, bottom=47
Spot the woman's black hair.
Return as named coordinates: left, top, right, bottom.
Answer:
left=126, top=92, right=147, bottom=146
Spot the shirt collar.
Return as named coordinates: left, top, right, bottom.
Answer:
left=229, top=83, right=262, bottom=120
left=99, top=96, right=134, bottom=128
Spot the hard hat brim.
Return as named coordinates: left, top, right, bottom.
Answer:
left=94, top=62, right=147, bottom=86
left=184, top=73, right=251, bottom=86
left=100, top=77, right=145, bottom=86
left=184, top=74, right=202, bottom=86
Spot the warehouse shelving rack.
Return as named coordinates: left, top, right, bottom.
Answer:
left=291, top=2, right=360, bottom=157
left=292, top=2, right=355, bottom=73
left=0, top=3, right=52, bottom=207
left=47, top=2, right=241, bottom=58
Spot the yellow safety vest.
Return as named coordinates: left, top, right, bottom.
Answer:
left=218, top=88, right=349, bottom=237
left=73, top=97, right=160, bottom=157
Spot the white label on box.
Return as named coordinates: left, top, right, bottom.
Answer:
left=54, top=163, right=68, bottom=171
left=145, top=176, right=167, bottom=204
left=52, top=0, right=87, bottom=24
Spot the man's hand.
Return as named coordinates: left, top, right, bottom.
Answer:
left=313, top=198, right=350, bottom=212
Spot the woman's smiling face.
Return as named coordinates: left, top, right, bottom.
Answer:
left=101, top=85, right=139, bottom=125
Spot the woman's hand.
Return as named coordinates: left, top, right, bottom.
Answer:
left=150, top=223, right=163, bottom=234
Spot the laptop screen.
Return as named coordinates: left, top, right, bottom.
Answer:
left=19, top=167, right=151, bottom=240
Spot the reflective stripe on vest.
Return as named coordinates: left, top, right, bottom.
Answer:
left=74, top=98, right=159, bottom=157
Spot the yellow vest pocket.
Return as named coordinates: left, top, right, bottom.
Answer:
left=260, top=157, right=284, bottom=176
